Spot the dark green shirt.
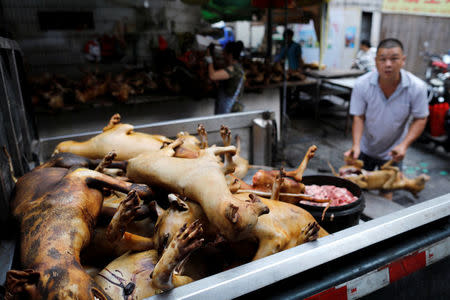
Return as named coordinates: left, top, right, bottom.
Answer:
left=223, top=63, right=244, bottom=98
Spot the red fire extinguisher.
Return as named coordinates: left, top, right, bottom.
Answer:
left=429, top=102, right=449, bottom=137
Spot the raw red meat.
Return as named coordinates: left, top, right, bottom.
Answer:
left=301, top=185, right=358, bottom=207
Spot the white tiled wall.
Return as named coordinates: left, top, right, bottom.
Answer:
left=329, top=0, right=383, bottom=11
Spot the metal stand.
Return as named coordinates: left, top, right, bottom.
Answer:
left=0, top=36, right=39, bottom=286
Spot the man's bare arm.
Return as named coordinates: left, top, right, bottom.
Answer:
left=390, top=117, right=427, bottom=161
left=208, top=64, right=230, bottom=81
left=344, top=115, right=365, bottom=159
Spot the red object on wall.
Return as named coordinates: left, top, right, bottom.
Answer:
left=429, top=102, right=449, bottom=137
left=99, top=34, right=115, bottom=58
left=158, top=35, right=168, bottom=51
left=251, top=0, right=296, bottom=8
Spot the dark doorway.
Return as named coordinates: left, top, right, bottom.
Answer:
left=360, top=12, right=372, bottom=44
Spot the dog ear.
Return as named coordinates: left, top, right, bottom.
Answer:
left=167, top=194, right=189, bottom=211
left=148, top=200, right=166, bottom=221
left=5, top=269, right=40, bottom=299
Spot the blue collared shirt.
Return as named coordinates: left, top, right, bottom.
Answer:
left=350, top=69, right=429, bottom=160
left=274, top=42, right=302, bottom=70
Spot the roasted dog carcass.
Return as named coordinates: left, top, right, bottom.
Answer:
left=234, top=192, right=328, bottom=260
left=125, top=139, right=269, bottom=241
left=6, top=165, right=152, bottom=299
left=219, top=125, right=249, bottom=179
left=54, top=114, right=173, bottom=161
left=172, top=131, right=202, bottom=159
left=152, top=186, right=327, bottom=263
left=235, top=145, right=322, bottom=205
left=331, top=157, right=430, bottom=196
left=94, top=221, right=203, bottom=298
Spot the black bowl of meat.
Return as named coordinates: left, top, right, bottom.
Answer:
left=298, top=175, right=365, bottom=233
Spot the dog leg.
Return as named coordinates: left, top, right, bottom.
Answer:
left=151, top=220, right=203, bottom=291
left=197, top=124, right=209, bottom=149
left=106, top=190, right=141, bottom=242
left=300, top=222, right=320, bottom=243
left=380, top=167, right=399, bottom=190
left=84, top=228, right=155, bottom=263
left=253, top=236, right=287, bottom=261
left=80, top=169, right=153, bottom=199
left=271, top=169, right=285, bottom=200
left=285, top=145, right=317, bottom=182
left=220, top=126, right=237, bottom=175
left=380, top=160, right=395, bottom=170
left=348, top=174, right=369, bottom=189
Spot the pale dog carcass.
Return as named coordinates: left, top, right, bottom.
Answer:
left=125, top=138, right=269, bottom=241
left=54, top=114, right=173, bottom=161
left=330, top=156, right=430, bottom=196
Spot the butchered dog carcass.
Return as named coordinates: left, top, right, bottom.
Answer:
left=232, top=145, right=328, bottom=205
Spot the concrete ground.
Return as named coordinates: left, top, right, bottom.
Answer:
left=274, top=96, right=450, bottom=209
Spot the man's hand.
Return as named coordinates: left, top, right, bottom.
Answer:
left=344, top=146, right=360, bottom=160
left=390, top=144, right=407, bottom=162
left=389, top=117, right=427, bottom=162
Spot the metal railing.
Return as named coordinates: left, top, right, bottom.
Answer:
left=0, top=36, right=38, bottom=229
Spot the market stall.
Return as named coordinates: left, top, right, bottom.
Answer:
left=2, top=81, right=449, bottom=300
left=1, top=33, right=449, bottom=299
left=1, top=1, right=449, bottom=298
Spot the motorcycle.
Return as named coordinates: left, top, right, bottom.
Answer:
left=421, top=42, right=450, bottom=152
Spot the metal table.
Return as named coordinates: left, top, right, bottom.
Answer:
left=247, top=78, right=318, bottom=146
left=305, top=69, right=365, bottom=79
left=322, top=77, right=358, bottom=135
left=324, top=77, right=357, bottom=90
left=304, top=69, right=365, bottom=120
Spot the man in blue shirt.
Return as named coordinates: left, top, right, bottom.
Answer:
left=345, top=38, right=429, bottom=199
left=274, top=29, right=303, bottom=71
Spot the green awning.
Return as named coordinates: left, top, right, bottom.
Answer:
left=182, top=0, right=327, bottom=23
left=200, top=0, right=257, bottom=23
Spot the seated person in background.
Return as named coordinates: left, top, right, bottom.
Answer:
left=352, top=40, right=377, bottom=72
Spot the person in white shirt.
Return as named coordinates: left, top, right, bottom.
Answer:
left=352, top=40, right=376, bottom=72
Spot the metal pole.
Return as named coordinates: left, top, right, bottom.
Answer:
left=266, top=8, right=272, bottom=60
left=11, top=51, right=33, bottom=158
left=281, top=0, right=288, bottom=148
left=319, top=2, right=328, bottom=69
left=0, top=51, right=25, bottom=175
